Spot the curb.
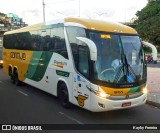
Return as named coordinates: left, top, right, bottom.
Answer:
left=146, top=100, right=160, bottom=109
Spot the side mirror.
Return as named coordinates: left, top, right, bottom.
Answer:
left=76, top=37, right=97, bottom=61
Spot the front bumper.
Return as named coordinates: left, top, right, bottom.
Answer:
left=89, top=93, right=147, bottom=112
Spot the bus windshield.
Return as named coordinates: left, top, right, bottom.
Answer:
left=88, top=31, right=146, bottom=84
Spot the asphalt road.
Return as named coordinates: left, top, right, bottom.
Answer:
left=0, top=68, right=160, bottom=132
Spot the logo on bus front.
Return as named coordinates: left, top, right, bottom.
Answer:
left=75, top=95, right=88, bottom=107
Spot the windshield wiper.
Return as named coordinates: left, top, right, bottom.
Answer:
left=123, top=54, right=137, bottom=82
left=114, top=52, right=137, bottom=83
left=113, top=53, right=126, bottom=83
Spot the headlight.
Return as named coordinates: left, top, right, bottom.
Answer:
left=87, top=85, right=110, bottom=98
left=89, top=86, right=110, bottom=98
left=96, top=90, right=108, bottom=98
left=142, top=87, right=148, bottom=94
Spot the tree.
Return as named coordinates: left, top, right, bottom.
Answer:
left=134, top=0, right=160, bottom=47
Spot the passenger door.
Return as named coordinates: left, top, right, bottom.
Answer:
left=72, top=46, right=90, bottom=108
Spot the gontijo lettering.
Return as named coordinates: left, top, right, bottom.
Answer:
left=10, top=52, right=26, bottom=60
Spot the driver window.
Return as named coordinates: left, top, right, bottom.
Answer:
left=78, top=46, right=89, bottom=78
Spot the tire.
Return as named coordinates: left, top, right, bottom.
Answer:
left=58, top=83, right=71, bottom=108
left=13, top=70, right=21, bottom=86
left=9, top=68, right=13, bottom=80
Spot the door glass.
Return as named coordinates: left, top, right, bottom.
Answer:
left=78, top=46, right=89, bottom=78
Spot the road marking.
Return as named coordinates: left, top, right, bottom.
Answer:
left=18, top=90, right=29, bottom=97
left=59, top=112, right=84, bottom=125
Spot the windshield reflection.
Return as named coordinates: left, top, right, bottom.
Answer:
left=88, top=31, right=146, bottom=84
left=121, top=36, right=144, bottom=81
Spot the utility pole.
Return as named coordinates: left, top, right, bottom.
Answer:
left=42, top=0, right=45, bottom=22
left=78, top=0, right=80, bottom=17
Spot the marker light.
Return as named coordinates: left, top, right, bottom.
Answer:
left=142, top=87, right=148, bottom=94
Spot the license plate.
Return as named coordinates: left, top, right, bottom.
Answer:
left=122, top=102, right=131, bottom=107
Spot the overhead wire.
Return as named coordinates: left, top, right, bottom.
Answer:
left=44, top=0, right=77, bottom=17
left=46, top=0, right=76, bottom=5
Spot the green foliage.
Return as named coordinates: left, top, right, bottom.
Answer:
left=143, top=46, right=152, bottom=53
left=134, top=0, right=160, bottom=47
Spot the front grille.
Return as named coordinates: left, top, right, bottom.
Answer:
left=108, top=92, right=143, bottom=100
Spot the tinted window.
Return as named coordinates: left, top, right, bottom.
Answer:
left=78, top=46, right=89, bottom=78
left=17, top=32, right=32, bottom=50
left=50, top=27, right=68, bottom=59
left=30, top=30, right=42, bottom=51
left=3, top=27, right=68, bottom=59
left=4, top=32, right=32, bottom=50
left=4, top=34, right=14, bottom=49
left=66, top=27, right=86, bottom=67
left=41, top=29, right=51, bottom=51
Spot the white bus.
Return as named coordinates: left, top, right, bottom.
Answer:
left=3, top=17, right=147, bottom=112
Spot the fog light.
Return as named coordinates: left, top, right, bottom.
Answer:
left=98, top=103, right=105, bottom=108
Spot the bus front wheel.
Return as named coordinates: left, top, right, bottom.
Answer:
left=58, top=83, right=71, bottom=108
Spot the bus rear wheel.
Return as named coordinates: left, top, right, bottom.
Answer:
left=13, top=70, right=21, bottom=86
left=58, top=83, right=71, bottom=108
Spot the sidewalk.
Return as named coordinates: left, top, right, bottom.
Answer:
left=146, top=60, right=160, bottom=108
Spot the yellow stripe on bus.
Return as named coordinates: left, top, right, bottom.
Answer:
left=99, top=85, right=130, bottom=96
left=65, top=18, right=137, bottom=34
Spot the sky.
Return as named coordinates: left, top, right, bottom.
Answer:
left=0, top=0, right=148, bottom=25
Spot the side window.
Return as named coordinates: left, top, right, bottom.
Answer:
left=4, top=35, right=12, bottom=49
left=50, top=27, right=68, bottom=59
left=4, top=32, right=32, bottom=50
left=17, top=32, right=32, bottom=50
left=78, top=46, right=89, bottom=78
left=66, top=26, right=86, bottom=68
left=4, top=34, right=15, bottom=49
left=14, top=34, right=20, bottom=49
left=5, top=34, right=15, bottom=49
left=41, top=29, right=51, bottom=51
left=30, top=30, right=42, bottom=51
left=22, top=32, right=32, bottom=50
